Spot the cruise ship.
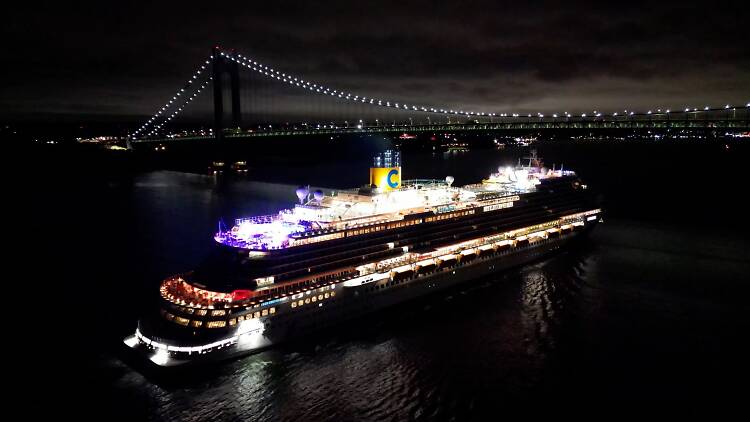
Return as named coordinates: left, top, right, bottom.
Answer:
left=124, top=150, right=601, bottom=367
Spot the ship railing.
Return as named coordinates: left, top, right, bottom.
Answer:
left=234, top=214, right=278, bottom=226
left=400, top=179, right=448, bottom=189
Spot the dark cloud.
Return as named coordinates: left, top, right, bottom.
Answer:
left=2, top=1, right=748, bottom=122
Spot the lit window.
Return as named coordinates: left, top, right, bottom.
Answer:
left=270, top=307, right=276, bottom=314
left=261, top=309, right=268, bottom=316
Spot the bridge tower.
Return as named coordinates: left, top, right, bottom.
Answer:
left=211, top=46, right=241, bottom=141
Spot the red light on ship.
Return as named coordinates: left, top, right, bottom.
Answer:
left=231, top=289, right=253, bottom=301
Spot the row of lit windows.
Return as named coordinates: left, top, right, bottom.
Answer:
left=482, top=201, right=514, bottom=212
left=385, top=219, right=422, bottom=230
left=345, top=218, right=423, bottom=238
left=170, top=304, right=226, bottom=317
left=290, top=291, right=336, bottom=308
left=290, top=284, right=336, bottom=300
left=425, top=210, right=474, bottom=223
left=506, top=220, right=559, bottom=238
left=257, top=271, right=348, bottom=301
left=290, top=232, right=345, bottom=247
left=162, top=307, right=277, bottom=328
left=291, top=214, right=434, bottom=245
left=482, top=195, right=520, bottom=207
left=239, top=307, right=276, bottom=320
left=347, top=225, right=384, bottom=237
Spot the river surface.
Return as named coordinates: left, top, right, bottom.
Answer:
left=29, top=140, right=750, bottom=419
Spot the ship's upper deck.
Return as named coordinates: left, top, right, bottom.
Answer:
left=214, top=164, right=575, bottom=251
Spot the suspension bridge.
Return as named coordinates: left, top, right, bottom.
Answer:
left=130, top=47, right=750, bottom=143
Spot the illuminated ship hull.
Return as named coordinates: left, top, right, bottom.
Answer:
left=125, top=165, right=601, bottom=367
left=125, top=147, right=601, bottom=367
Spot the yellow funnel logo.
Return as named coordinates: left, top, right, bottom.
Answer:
left=370, top=167, right=401, bottom=191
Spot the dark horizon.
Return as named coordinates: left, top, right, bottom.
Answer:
left=4, top=1, right=749, bottom=123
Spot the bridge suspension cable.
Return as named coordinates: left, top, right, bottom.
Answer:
left=223, top=49, right=749, bottom=122
left=224, top=50, right=501, bottom=119
left=131, top=57, right=213, bottom=138
left=144, top=77, right=211, bottom=138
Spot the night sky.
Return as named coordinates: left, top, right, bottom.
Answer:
left=3, top=2, right=748, bottom=121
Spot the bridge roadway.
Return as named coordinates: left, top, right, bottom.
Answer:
left=136, top=112, right=750, bottom=143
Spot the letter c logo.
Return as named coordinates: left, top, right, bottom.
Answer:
left=387, top=169, right=399, bottom=188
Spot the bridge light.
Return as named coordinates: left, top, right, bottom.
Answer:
left=725, top=104, right=730, bottom=109
left=705, top=106, right=709, bottom=110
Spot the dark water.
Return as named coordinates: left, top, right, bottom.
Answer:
left=27, top=140, right=750, bottom=419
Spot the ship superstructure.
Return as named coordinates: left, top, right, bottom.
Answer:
left=125, top=150, right=601, bottom=367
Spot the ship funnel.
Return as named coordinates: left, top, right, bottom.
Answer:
left=369, top=150, right=402, bottom=191
left=445, top=175, right=454, bottom=187
left=313, top=189, right=325, bottom=201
